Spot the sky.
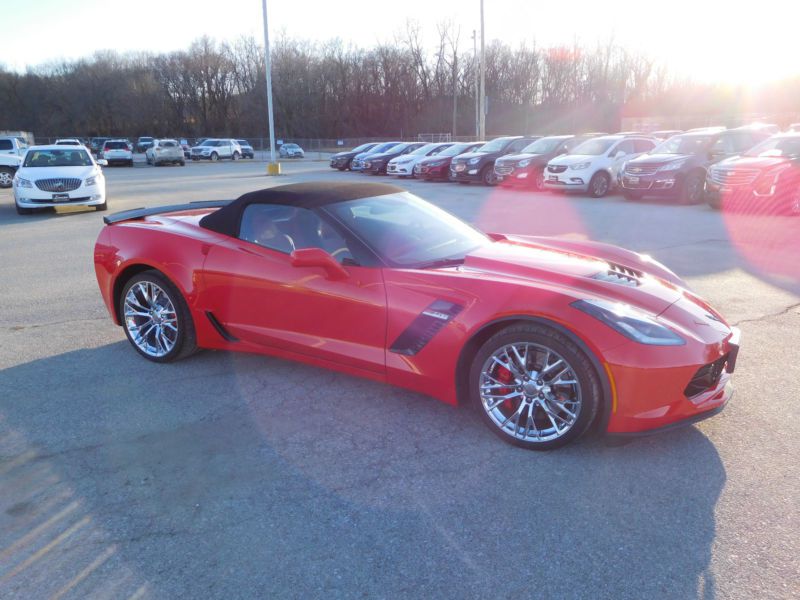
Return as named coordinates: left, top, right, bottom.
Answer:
left=2, top=0, right=798, bottom=85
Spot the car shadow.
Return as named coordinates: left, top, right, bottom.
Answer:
left=0, top=343, right=725, bottom=598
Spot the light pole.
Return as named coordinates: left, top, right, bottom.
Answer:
left=479, top=0, right=486, bottom=140
left=472, top=29, right=478, bottom=139
left=262, top=0, right=279, bottom=174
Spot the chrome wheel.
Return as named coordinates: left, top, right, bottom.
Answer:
left=0, top=169, right=13, bottom=188
left=123, top=281, right=178, bottom=358
left=590, top=173, right=609, bottom=197
left=479, top=343, right=582, bottom=443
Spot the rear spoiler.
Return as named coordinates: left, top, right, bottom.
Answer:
left=102, top=200, right=232, bottom=225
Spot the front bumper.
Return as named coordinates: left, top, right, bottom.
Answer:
left=387, top=162, right=414, bottom=176
left=417, top=163, right=448, bottom=179
left=620, top=172, right=682, bottom=196
left=15, top=187, right=105, bottom=208
left=543, top=170, right=590, bottom=191
left=449, top=163, right=483, bottom=181
left=605, top=327, right=740, bottom=435
left=496, top=165, right=537, bottom=186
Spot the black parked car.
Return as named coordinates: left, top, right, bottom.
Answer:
left=705, top=133, right=800, bottom=215
left=362, top=142, right=426, bottom=175
left=450, top=136, right=540, bottom=185
left=494, top=135, right=595, bottom=190
left=329, top=142, right=380, bottom=171
left=619, top=127, right=770, bottom=204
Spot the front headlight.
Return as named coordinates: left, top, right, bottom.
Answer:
left=16, top=177, right=32, bottom=188
left=658, top=160, right=687, bottom=172
left=85, top=175, right=98, bottom=187
left=570, top=162, right=591, bottom=170
left=571, top=298, right=685, bottom=346
left=518, top=159, right=531, bottom=168
left=468, top=157, right=481, bottom=165
left=427, top=160, right=444, bottom=167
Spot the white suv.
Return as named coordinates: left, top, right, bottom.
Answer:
left=190, top=139, right=242, bottom=161
left=101, top=139, right=134, bottom=166
left=146, top=139, right=185, bottom=166
left=544, top=135, right=657, bottom=197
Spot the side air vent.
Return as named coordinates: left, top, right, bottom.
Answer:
left=591, top=263, right=643, bottom=287
left=389, top=300, right=464, bottom=356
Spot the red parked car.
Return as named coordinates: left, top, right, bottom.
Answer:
left=415, top=142, right=485, bottom=181
left=94, top=182, right=739, bottom=449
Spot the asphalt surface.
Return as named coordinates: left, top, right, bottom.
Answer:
left=0, top=158, right=798, bottom=599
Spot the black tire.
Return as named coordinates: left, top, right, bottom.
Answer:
left=95, top=199, right=108, bottom=212
left=707, top=195, right=722, bottom=211
left=680, top=171, right=705, bottom=205
left=210, top=152, right=219, bottom=162
left=128, top=160, right=134, bottom=167
left=232, top=152, right=240, bottom=161
left=468, top=322, right=601, bottom=450
left=482, top=165, right=496, bottom=186
left=15, top=203, right=34, bottom=215
left=623, top=190, right=643, bottom=201
left=0, top=166, right=14, bottom=189
left=119, top=270, right=197, bottom=363
left=532, top=168, right=546, bottom=191
left=179, top=159, right=186, bottom=166
left=588, top=172, right=610, bottom=198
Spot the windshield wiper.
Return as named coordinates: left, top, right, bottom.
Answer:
left=415, top=257, right=466, bottom=270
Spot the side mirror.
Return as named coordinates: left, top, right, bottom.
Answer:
left=290, top=248, right=348, bottom=280
left=613, top=150, right=626, bottom=159
left=97, top=159, right=108, bottom=166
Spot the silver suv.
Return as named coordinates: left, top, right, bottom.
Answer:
left=146, top=139, right=186, bottom=166
left=190, top=139, right=243, bottom=161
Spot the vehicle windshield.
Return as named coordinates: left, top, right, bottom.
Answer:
left=478, top=137, right=514, bottom=153
left=139, top=137, right=154, bottom=142
left=23, top=149, right=93, bottom=167
left=439, top=143, right=481, bottom=157
left=368, top=142, right=400, bottom=154
left=105, top=141, right=129, bottom=149
left=351, top=143, right=376, bottom=152
left=200, top=140, right=216, bottom=146
left=327, top=192, right=489, bottom=268
left=570, top=138, right=617, bottom=155
left=237, top=140, right=250, bottom=146
left=521, top=138, right=564, bottom=154
left=283, top=144, right=298, bottom=149
left=161, top=141, right=177, bottom=147
left=653, top=134, right=713, bottom=155
left=744, top=137, right=800, bottom=158
left=409, top=143, right=440, bottom=156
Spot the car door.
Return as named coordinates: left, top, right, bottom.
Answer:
left=201, top=203, right=387, bottom=374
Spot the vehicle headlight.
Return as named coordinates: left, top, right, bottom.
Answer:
left=658, top=160, right=687, bottom=172
left=16, top=177, right=32, bottom=188
left=570, top=162, right=591, bottom=170
left=85, top=175, right=98, bottom=187
left=427, top=160, right=443, bottom=167
left=518, top=159, right=531, bottom=168
left=468, top=157, right=481, bottom=165
left=571, top=298, right=685, bottom=346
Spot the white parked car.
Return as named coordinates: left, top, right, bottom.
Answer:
left=0, top=154, right=21, bottom=188
left=544, top=135, right=657, bottom=197
left=0, top=136, right=29, bottom=158
left=190, top=139, right=242, bottom=161
left=278, top=143, right=305, bottom=158
left=386, top=142, right=453, bottom=177
left=12, top=145, right=107, bottom=214
left=101, top=139, right=134, bottom=166
left=55, top=138, right=83, bottom=146
left=146, top=139, right=185, bottom=166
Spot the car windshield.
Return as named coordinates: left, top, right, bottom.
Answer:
left=521, top=138, right=564, bottom=154
left=327, top=192, right=489, bottom=268
left=23, top=149, right=93, bottom=167
left=654, top=135, right=713, bottom=155
left=161, top=141, right=177, bottom=147
left=744, top=137, right=800, bottom=158
left=139, top=137, right=153, bottom=142
left=200, top=140, right=216, bottom=146
left=409, top=143, right=439, bottom=155
left=439, top=143, right=481, bottom=157
left=237, top=140, right=250, bottom=146
left=351, top=143, right=376, bottom=152
left=368, top=142, right=400, bottom=154
left=570, top=138, right=617, bottom=155
left=105, top=141, right=129, bottom=149
left=478, top=137, right=514, bottom=153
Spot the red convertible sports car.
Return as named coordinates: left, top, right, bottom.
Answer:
left=94, top=182, right=739, bottom=449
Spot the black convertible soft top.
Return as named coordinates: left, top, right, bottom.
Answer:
left=199, top=181, right=404, bottom=237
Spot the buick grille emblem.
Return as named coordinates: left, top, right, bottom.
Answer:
left=55, top=182, right=64, bottom=191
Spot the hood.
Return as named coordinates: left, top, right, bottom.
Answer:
left=458, top=237, right=683, bottom=316
left=333, top=150, right=358, bottom=159
left=628, top=153, right=692, bottom=166
left=365, top=151, right=401, bottom=162
left=548, top=154, right=599, bottom=167
left=712, top=155, right=792, bottom=170
left=452, top=151, right=492, bottom=162
left=18, top=165, right=98, bottom=180
left=418, top=155, right=453, bottom=166
left=496, top=152, right=547, bottom=165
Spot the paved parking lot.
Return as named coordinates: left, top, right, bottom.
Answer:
left=1, top=159, right=798, bottom=599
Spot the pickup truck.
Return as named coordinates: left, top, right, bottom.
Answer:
left=0, top=153, right=22, bottom=188
left=0, top=136, right=29, bottom=158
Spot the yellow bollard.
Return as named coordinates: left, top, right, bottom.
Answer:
left=266, top=162, right=281, bottom=176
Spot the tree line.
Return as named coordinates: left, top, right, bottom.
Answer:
left=1, top=24, right=798, bottom=140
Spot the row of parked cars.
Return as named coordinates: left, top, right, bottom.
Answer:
left=328, top=125, right=800, bottom=214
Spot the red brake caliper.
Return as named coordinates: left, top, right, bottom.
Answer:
left=495, top=363, right=516, bottom=412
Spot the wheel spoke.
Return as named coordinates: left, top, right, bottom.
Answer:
left=485, top=392, right=522, bottom=410
left=499, top=401, right=526, bottom=429
left=540, top=358, right=564, bottom=377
